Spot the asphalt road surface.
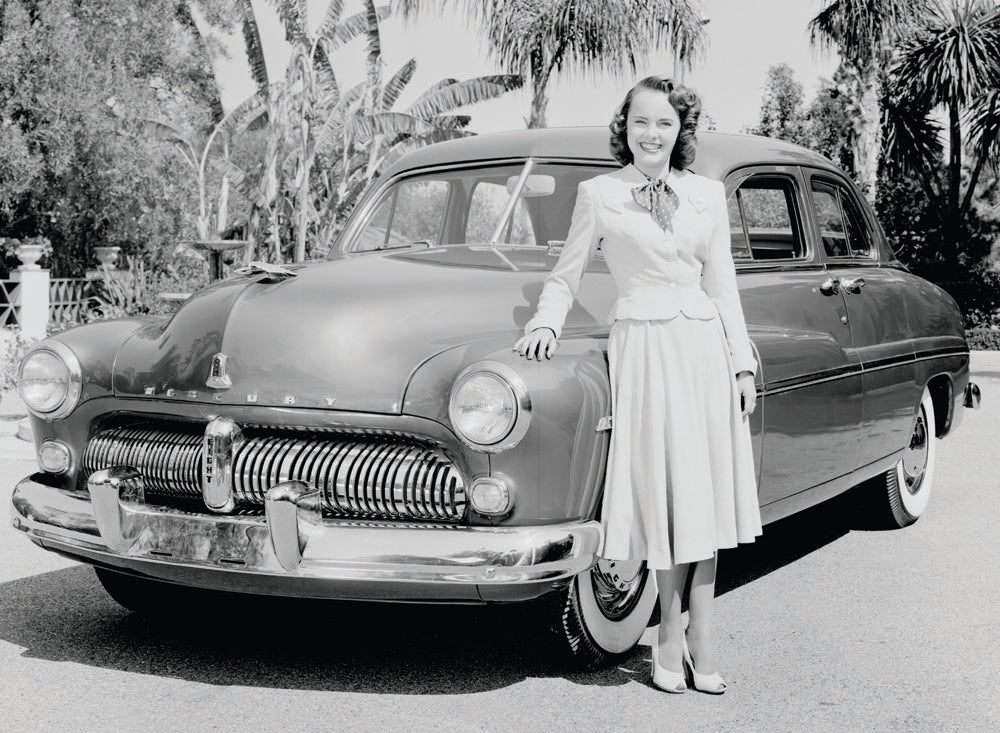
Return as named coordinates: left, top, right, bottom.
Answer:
left=2, top=354, right=998, bottom=733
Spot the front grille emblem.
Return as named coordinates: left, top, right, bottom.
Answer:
left=202, top=417, right=242, bottom=513
left=207, top=352, right=233, bottom=389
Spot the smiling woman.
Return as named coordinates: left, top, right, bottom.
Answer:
left=515, top=75, right=761, bottom=694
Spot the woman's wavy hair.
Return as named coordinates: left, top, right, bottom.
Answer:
left=609, top=76, right=702, bottom=169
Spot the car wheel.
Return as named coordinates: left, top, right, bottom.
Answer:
left=94, top=567, right=198, bottom=615
left=869, top=386, right=937, bottom=528
left=546, top=557, right=659, bottom=669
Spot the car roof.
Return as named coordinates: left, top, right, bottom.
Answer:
left=380, top=125, right=840, bottom=181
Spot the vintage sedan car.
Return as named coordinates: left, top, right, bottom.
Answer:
left=11, top=127, right=981, bottom=667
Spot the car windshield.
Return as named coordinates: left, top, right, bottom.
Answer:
left=338, top=160, right=613, bottom=254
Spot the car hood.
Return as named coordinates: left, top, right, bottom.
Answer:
left=113, top=247, right=590, bottom=413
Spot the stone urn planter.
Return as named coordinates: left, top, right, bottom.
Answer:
left=15, top=243, right=45, bottom=270
left=93, top=246, right=122, bottom=269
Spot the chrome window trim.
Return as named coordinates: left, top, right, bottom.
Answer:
left=724, top=165, right=813, bottom=265
left=802, top=168, right=881, bottom=265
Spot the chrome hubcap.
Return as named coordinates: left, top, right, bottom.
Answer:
left=901, top=407, right=929, bottom=495
left=590, top=558, right=647, bottom=620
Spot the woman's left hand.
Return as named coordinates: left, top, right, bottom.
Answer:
left=736, top=371, right=756, bottom=418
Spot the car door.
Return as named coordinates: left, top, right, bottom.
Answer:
left=725, top=166, right=863, bottom=508
left=804, top=169, right=916, bottom=467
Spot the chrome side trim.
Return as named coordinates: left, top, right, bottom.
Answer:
left=761, top=347, right=970, bottom=396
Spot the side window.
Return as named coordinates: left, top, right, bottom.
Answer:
left=729, top=177, right=805, bottom=260
left=466, top=182, right=535, bottom=244
left=354, top=179, right=450, bottom=251
left=810, top=178, right=874, bottom=259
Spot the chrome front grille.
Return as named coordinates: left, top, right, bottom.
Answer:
left=82, top=424, right=467, bottom=522
left=84, top=426, right=203, bottom=496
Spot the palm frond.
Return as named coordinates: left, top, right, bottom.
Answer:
left=808, top=0, right=932, bottom=64
left=312, top=39, right=341, bottom=108
left=215, top=89, right=270, bottom=141
left=882, top=95, right=943, bottom=205
left=382, top=59, right=417, bottom=110
left=314, top=82, right=366, bottom=158
left=240, top=0, right=269, bottom=93
left=315, top=0, right=346, bottom=41
left=138, top=120, right=200, bottom=170
left=364, top=0, right=384, bottom=109
left=209, top=157, right=271, bottom=209
left=376, top=128, right=474, bottom=172
left=351, top=112, right=435, bottom=143
left=328, top=5, right=392, bottom=49
left=967, top=88, right=1000, bottom=171
left=264, top=0, right=308, bottom=44
left=892, top=0, right=1000, bottom=107
left=405, top=74, right=522, bottom=118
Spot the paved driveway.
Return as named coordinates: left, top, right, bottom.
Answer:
left=2, top=354, right=998, bottom=732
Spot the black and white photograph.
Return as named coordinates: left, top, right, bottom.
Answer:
left=1, top=0, right=998, bottom=730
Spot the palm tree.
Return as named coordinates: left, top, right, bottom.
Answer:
left=222, top=0, right=521, bottom=261
left=808, top=0, right=931, bottom=202
left=890, top=1, right=1000, bottom=219
left=308, top=1, right=522, bottom=248
left=397, top=0, right=709, bottom=128
left=885, top=0, right=1000, bottom=253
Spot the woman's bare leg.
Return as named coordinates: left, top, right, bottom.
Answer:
left=686, top=552, right=718, bottom=672
left=654, top=564, right=689, bottom=671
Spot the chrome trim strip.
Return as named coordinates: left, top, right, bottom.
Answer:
left=12, top=475, right=601, bottom=590
left=761, top=348, right=970, bottom=396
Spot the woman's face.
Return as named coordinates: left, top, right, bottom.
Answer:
left=625, top=88, right=681, bottom=175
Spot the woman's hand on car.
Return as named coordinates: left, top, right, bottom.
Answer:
left=514, top=327, right=558, bottom=360
left=736, top=370, right=756, bottom=417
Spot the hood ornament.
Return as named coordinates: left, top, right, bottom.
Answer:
left=207, top=352, right=232, bottom=389
left=234, top=261, right=299, bottom=282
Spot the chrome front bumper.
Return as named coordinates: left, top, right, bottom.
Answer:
left=10, top=469, right=602, bottom=603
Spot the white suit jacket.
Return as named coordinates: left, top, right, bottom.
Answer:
left=524, top=163, right=758, bottom=377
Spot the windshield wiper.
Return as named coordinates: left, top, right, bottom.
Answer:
left=489, top=158, right=535, bottom=245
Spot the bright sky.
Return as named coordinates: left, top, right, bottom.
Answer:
left=210, top=0, right=841, bottom=134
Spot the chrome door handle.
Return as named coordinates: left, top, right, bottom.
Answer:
left=840, top=276, right=866, bottom=294
left=819, top=277, right=840, bottom=295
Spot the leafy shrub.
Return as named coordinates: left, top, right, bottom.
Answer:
left=966, top=327, right=1000, bottom=351
left=85, top=253, right=209, bottom=320
left=0, top=326, right=36, bottom=393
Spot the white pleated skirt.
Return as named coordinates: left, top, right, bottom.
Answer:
left=598, top=314, right=763, bottom=570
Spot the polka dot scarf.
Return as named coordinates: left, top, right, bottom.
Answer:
left=631, top=172, right=680, bottom=232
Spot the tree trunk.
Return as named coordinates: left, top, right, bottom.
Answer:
left=948, top=101, right=961, bottom=218
left=852, top=66, right=882, bottom=203
left=527, top=50, right=550, bottom=129
left=528, top=76, right=547, bottom=129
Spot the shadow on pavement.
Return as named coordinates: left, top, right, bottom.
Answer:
left=1, top=491, right=870, bottom=692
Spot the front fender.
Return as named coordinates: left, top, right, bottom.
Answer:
left=402, top=333, right=611, bottom=526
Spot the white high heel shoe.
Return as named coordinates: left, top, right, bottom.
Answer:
left=682, top=636, right=727, bottom=694
left=651, top=642, right=687, bottom=693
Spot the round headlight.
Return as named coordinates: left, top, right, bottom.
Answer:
left=18, top=343, right=82, bottom=420
left=448, top=361, right=531, bottom=452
